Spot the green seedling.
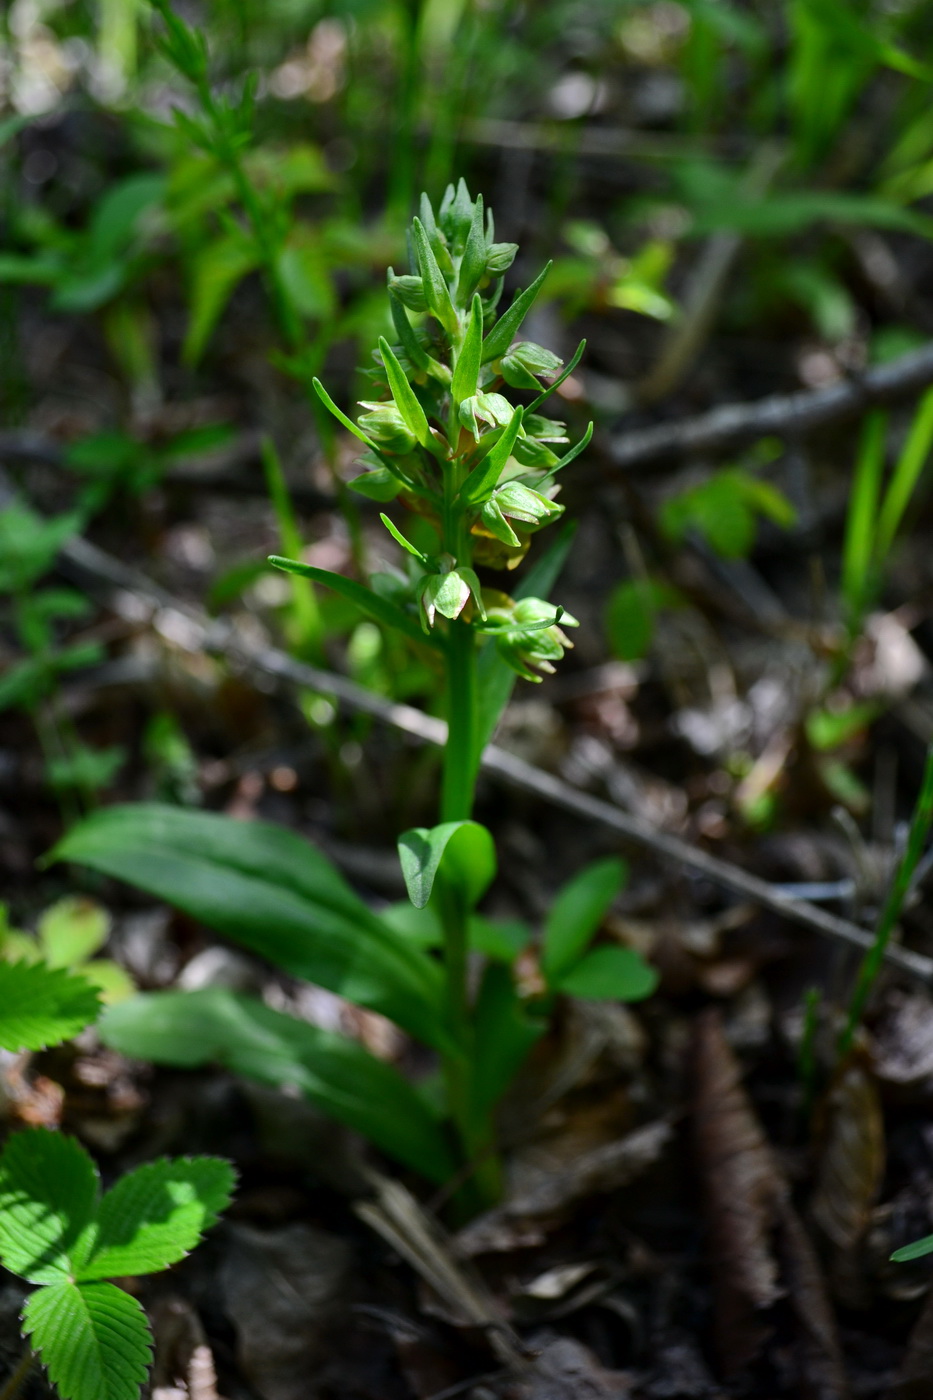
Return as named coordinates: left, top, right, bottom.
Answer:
left=0, top=897, right=135, bottom=1006
left=0, top=960, right=233, bottom=1400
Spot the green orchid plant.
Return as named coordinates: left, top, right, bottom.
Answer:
left=53, top=185, right=656, bottom=1212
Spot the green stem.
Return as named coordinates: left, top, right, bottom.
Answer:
left=441, top=618, right=477, bottom=822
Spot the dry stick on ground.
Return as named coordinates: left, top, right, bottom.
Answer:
left=30, top=517, right=933, bottom=987
left=607, top=339, right=933, bottom=473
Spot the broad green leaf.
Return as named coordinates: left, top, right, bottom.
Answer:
left=24, top=1280, right=152, bottom=1400
left=482, top=262, right=552, bottom=363
left=451, top=294, right=483, bottom=405
left=50, top=805, right=449, bottom=1052
left=891, top=1234, right=933, bottom=1263
left=38, top=897, right=110, bottom=970
left=99, top=989, right=457, bottom=1182
left=378, top=338, right=431, bottom=446
left=0, top=1130, right=98, bottom=1283
left=460, top=406, right=524, bottom=506
left=398, top=821, right=496, bottom=910
left=0, top=961, right=100, bottom=1052
left=552, top=945, right=658, bottom=1002
left=80, top=1157, right=234, bottom=1281
left=269, top=556, right=434, bottom=649
left=542, top=857, right=627, bottom=983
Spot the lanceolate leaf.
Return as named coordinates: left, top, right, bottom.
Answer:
left=481, top=262, right=552, bottom=363
left=99, top=989, right=457, bottom=1182
left=411, top=217, right=458, bottom=334
left=451, top=294, right=483, bottom=406
left=269, top=556, right=434, bottom=648
left=0, top=960, right=100, bottom=1052
left=542, top=857, right=627, bottom=983
left=79, top=1157, right=235, bottom=1281
left=461, top=406, right=523, bottom=506
left=378, top=337, right=431, bottom=446
left=50, top=805, right=450, bottom=1052
left=24, top=1280, right=152, bottom=1400
left=0, top=1130, right=98, bottom=1284
left=552, top=945, right=658, bottom=1002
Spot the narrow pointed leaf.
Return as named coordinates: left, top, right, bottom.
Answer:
left=0, top=961, right=100, bottom=1052
left=98, top=989, right=457, bottom=1182
left=268, top=557, right=436, bottom=648
left=0, top=1129, right=99, bottom=1283
left=524, top=338, right=586, bottom=414
left=79, top=1157, right=235, bottom=1281
left=451, top=294, right=483, bottom=405
left=24, top=1280, right=152, bottom=1400
left=481, top=262, right=552, bottom=363
left=379, top=513, right=428, bottom=562
left=411, top=217, right=458, bottom=334
left=389, top=288, right=430, bottom=370
left=456, top=198, right=487, bottom=301
left=50, top=805, right=450, bottom=1052
left=311, top=379, right=380, bottom=449
left=541, top=421, right=593, bottom=481
left=378, top=338, right=431, bottom=446
left=461, top=406, right=523, bottom=506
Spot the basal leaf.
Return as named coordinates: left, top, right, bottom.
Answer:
left=552, top=945, right=658, bottom=1002
left=79, top=1157, right=235, bottom=1281
left=542, top=857, right=627, bottom=984
left=24, top=1281, right=152, bottom=1400
left=0, top=1130, right=98, bottom=1283
left=0, top=960, right=100, bottom=1052
left=50, top=805, right=449, bottom=1052
left=99, top=989, right=457, bottom=1182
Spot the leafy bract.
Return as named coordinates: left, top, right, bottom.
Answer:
left=0, top=960, right=100, bottom=1052
left=79, top=1157, right=235, bottom=1280
left=551, top=945, right=658, bottom=1002
left=99, top=988, right=457, bottom=1182
left=269, top=556, right=434, bottom=648
left=24, top=1281, right=152, bottom=1400
left=50, top=804, right=449, bottom=1052
left=541, top=857, right=627, bottom=983
left=398, top=821, right=496, bottom=910
left=0, top=1130, right=98, bottom=1283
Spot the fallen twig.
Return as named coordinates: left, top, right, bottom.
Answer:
left=608, top=340, right=933, bottom=472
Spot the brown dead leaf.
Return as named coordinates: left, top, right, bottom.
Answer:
left=776, top=1200, right=851, bottom=1400
left=811, top=1059, right=885, bottom=1249
left=507, top=1335, right=631, bottom=1399
left=457, top=1120, right=672, bottom=1256
left=692, top=1008, right=785, bottom=1373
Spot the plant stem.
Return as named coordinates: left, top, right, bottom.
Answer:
left=441, top=619, right=478, bottom=822
left=0, top=1348, right=34, bottom=1400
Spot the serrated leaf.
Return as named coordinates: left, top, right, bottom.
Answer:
left=552, top=944, right=658, bottom=1002
left=542, top=857, right=627, bottom=983
left=98, top=989, right=457, bottom=1182
left=0, top=1130, right=98, bottom=1283
left=0, top=961, right=100, bottom=1052
left=24, top=1280, right=152, bottom=1400
left=79, top=1157, right=234, bottom=1281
